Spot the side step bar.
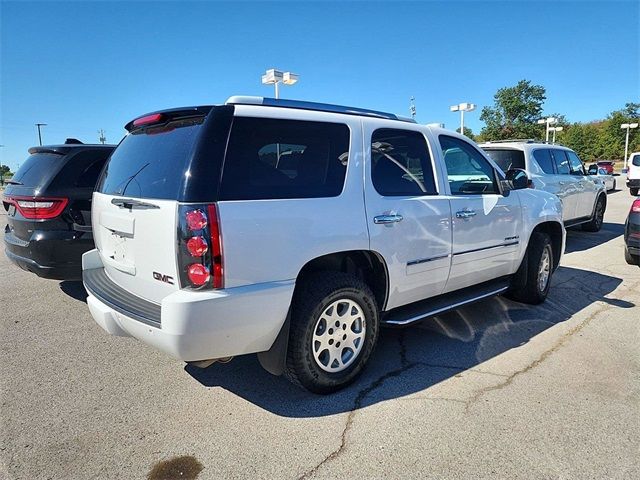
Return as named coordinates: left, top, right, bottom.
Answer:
left=381, top=277, right=511, bottom=326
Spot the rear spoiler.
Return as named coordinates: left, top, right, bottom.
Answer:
left=124, top=106, right=213, bottom=132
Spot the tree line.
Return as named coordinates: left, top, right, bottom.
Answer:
left=469, top=79, right=639, bottom=163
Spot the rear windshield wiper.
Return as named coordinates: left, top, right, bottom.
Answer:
left=5, top=180, right=23, bottom=185
left=111, top=198, right=160, bottom=210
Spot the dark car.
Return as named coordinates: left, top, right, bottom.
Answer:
left=596, top=160, right=615, bottom=175
left=3, top=140, right=115, bottom=280
left=624, top=197, right=640, bottom=266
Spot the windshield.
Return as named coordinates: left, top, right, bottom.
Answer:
left=482, top=148, right=526, bottom=172
left=97, top=118, right=203, bottom=199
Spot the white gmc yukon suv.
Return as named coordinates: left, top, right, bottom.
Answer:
left=83, top=97, right=565, bottom=393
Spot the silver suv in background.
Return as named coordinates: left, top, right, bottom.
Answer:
left=480, top=140, right=607, bottom=232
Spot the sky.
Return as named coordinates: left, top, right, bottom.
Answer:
left=1, top=0, right=638, bottom=171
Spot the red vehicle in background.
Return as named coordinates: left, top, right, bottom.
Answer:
left=596, top=160, right=615, bottom=175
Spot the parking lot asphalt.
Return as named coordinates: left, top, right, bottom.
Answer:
left=1, top=188, right=639, bottom=480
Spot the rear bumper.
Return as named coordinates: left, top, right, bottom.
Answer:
left=82, top=249, right=295, bottom=362
left=4, top=228, right=93, bottom=280
left=627, top=178, right=640, bottom=188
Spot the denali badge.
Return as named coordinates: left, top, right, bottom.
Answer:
left=153, top=272, right=174, bottom=285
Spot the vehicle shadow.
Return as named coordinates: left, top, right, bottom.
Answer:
left=185, top=265, right=629, bottom=417
left=564, top=222, right=624, bottom=254
left=59, top=280, right=88, bottom=303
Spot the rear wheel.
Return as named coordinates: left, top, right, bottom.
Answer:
left=625, top=248, right=640, bottom=266
left=285, top=272, right=379, bottom=394
left=582, top=195, right=605, bottom=232
left=507, top=232, right=553, bottom=305
left=631, top=188, right=639, bottom=196
left=612, top=179, right=616, bottom=191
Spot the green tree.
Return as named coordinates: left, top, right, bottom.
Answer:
left=456, top=126, right=475, bottom=140
left=479, top=80, right=546, bottom=140
left=0, top=165, right=10, bottom=176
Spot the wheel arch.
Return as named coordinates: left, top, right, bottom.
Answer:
left=530, top=221, right=563, bottom=270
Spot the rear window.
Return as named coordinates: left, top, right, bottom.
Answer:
left=632, top=154, right=640, bottom=167
left=97, top=118, right=203, bottom=199
left=10, top=153, right=64, bottom=187
left=219, top=117, right=350, bottom=200
left=482, top=148, right=525, bottom=172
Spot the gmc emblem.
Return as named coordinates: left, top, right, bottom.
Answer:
left=153, top=272, right=174, bottom=285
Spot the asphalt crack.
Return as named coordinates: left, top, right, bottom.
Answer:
left=298, top=332, right=417, bottom=480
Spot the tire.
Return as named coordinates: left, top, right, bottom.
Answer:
left=582, top=195, right=605, bottom=232
left=631, top=188, right=639, bottom=197
left=284, top=272, right=379, bottom=394
left=507, top=232, right=553, bottom=305
left=612, top=180, right=616, bottom=191
left=625, top=248, right=640, bottom=266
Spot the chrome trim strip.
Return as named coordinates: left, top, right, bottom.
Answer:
left=383, top=285, right=510, bottom=326
left=454, top=241, right=519, bottom=256
left=407, top=254, right=450, bottom=266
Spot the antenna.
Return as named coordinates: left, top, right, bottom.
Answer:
left=409, top=96, right=416, bottom=120
left=98, top=129, right=106, bottom=144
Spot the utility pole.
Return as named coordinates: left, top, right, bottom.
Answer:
left=621, top=123, right=639, bottom=171
left=98, top=129, right=107, bottom=144
left=35, top=123, right=47, bottom=146
left=410, top=97, right=416, bottom=120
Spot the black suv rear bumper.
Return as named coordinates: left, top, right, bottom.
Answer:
left=4, top=228, right=94, bottom=280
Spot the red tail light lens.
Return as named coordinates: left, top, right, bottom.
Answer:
left=631, top=199, right=640, bottom=213
left=186, top=236, right=208, bottom=257
left=186, top=209, right=208, bottom=230
left=5, top=196, right=68, bottom=219
left=207, top=204, right=224, bottom=289
left=187, top=264, right=210, bottom=286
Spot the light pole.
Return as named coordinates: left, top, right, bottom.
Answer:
left=261, top=68, right=299, bottom=99
left=35, top=123, right=47, bottom=146
left=450, top=102, right=476, bottom=133
left=410, top=96, right=416, bottom=120
left=621, top=122, right=639, bottom=171
left=537, top=117, right=557, bottom=142
left=549, top=126, right=563, bottom=144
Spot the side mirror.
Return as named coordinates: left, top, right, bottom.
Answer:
left=504, top=168, right=531, bottom=190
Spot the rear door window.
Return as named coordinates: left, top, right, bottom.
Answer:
left=97, top=118, right=203, bottom=199
left=219, top=117, right=350, bottom=200
left=371, top=129, right=437, bottom=196
left=532, top=149, right=555, bottom=174
left=482, top=148, right=525, bottom=172
left=552, top=150, right=570, bottom=175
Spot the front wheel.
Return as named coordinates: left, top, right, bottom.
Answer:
left=285, top=272, right=379, bottom=394
left=582, top=195, right=605, bottom=232
left=507, top=232, right=554, bottom=305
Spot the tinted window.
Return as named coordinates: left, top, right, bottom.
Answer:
left=10, top=153, right=64, bottom=187
left=587, top=164, right=598, bottom=175
left=76, top=159, right=108, bottom=188
left=371, top=129, right=436, bottom=196
left=552, top=150, right=570, bottom=175
left=532, top=149, right=555, bottom=174
left=632, top=154, right=640, bottom=167
left=567, top=151, right=585, bottom=175
left=220, top=117, right=350, bottom=200
left=439, top=135, right=498, bottom=195
left=482, top=148, right=525, bottom=171
left=98, top=118, right=203, bottom=199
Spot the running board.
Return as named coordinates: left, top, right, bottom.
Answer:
left=381, top=277, right=511, bottom=326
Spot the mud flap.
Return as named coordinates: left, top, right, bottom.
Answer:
left=257, top=310, right=291, bottom=376
left=511, top=250, right=528, bottom=290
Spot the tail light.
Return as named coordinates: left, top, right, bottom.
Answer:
left=3, top=195, right=68, bottom=219
left=177, top=204, right=224, bottom=289
left=631, top=199, right=640, bottom=213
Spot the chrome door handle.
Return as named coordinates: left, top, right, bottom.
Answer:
left=455, top=210, right=477, bottom=219
left=374, top=214, right=403, bottom=225
left=558, top=181, right=567, bottom=185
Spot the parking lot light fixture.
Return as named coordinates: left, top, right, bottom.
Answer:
left=537, top=117, right=557, bottom=143
left=450, top=102, right=476, bottom=133
left=549, top=126, right=564, bottom=144
left=621, top=122, right=639, bottom=170
left=261, top=68, right=299, bottom=99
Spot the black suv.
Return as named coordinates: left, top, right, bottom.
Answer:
left=3, top=140, right=115, bottom=280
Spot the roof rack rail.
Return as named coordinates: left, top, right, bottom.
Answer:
left=225, top=96, right=416, bottom=123
left=481, top=138, right=543, bottom=144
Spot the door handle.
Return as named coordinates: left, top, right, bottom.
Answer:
left=374, top=214, right=403, bottom=224
left=558, top=181, right=567, bottom=185
left=455, top=210, right=477, bottom=219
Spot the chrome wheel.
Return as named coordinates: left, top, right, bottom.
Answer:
left=312, top=299, right=366, bottom=373
left=537, top=247, right=551, bottom=292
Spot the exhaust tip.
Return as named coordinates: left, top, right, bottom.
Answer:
left=187, top=357, right=233, bottom=369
